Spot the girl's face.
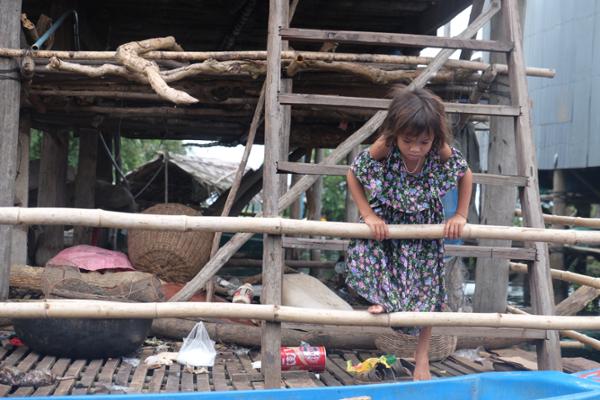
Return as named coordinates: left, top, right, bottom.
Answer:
left=396, top=131, right=434, bottom=161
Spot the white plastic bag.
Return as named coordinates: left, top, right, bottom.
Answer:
left=176, top=322, right=216, bottom=367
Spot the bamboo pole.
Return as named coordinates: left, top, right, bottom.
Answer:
left=3, top=299, right=600, bottom=330
left=515, top=209, right=600, bottom=228
left=0, top=49, right=555, bottom=78
left=3, top=207, right=600, bottom=244
left=507, top=305, right=600, bottom=351
left=510, top=262, right=600, bottom=290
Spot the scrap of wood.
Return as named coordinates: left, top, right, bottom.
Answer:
left=21, top=13, right=39, bottom=44
left=115, top=37, right=197, bottom=105
left=35, top=14, right=53, bottom=50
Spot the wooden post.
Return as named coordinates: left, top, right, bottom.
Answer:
left=12, top=114, right=31, bottom=265
left=35, top=131, right=69, bottom=265
left=502, top=0, right=562, bottom=370
left=307, top=149, right=323, bottom=262
left=551, top=169, right=567, bottom=302
left=73, top=129, right=98, bottom=245
left=472, top=2, right=521, bottom=314
left=0, top=0, right=22, bottom=298
left=345, top=148, right=360, bottom=223
left=262, top=0, right=288, bottom=388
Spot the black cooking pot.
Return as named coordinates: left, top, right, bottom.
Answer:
left=13, top=318, right=152, bottom=359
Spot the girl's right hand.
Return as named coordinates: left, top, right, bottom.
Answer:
left=364, top=213, right=389, bottom=241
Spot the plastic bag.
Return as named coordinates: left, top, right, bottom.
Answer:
left=176, top=322, right=216, bottom=367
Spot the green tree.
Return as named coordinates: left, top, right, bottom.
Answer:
left=30, top=130, right=185, bottom=175
left=322, top=175, right=347, bottom=222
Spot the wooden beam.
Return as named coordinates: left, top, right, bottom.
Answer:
left=503, top=0, right=561, bottom=370
left=510, top=262, right=600, bottom=290
left=73, top=129, right=98, bottom=245
left=0, top=0, right=22, bottom=299
left=279, top=93, right=521, bottom=116
left=277, top=161, right=528, bottom=187
left=282, top=237, right=536, bottom=260
left=261, top=0, right=288, bottom=388
left=280, top=27, right=512, bottom=53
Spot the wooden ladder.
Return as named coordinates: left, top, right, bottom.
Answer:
left=262, top=0, right=560, bottom=387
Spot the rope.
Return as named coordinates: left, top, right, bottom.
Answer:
left=0, top=67, right=19, bottom=81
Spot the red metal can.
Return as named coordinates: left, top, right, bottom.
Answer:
left=280, top=346, right=326, bottom=372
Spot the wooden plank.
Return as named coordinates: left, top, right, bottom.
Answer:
left=432, top=326, right=547, bottom=339
left=562, top=357, right=600, bottom=373
left=129, top=348, right=153, bottom=393
left=279, top=93, right=521, bottom=116
left=325, top=354, right=356, bottom=385
left=33, top=357, right=69, bottom=396
left=112, top=359, right=134, bottom=388
left=277, top=161, right=528, bottom=187
left=97, top=358, right=120, bottom=385
left=448, top=355, right=493, bottom=373
left=54, top=359, right=86, bottom=396
left=283, top=370, right=319, bottom=388
left=180, top=366, right=194, bottom=392
left=196, top=372, right=211, bottom=392
left=280, top=27, right=512, bottom=53
left=164, top=363, right=181, bottom=393
left=73, top=128, right=98, bottom=245
left=147, top=366, right=165, bottom=393
left=71, top=359, right=103, bottom=395
left=281, top=237, right=537, bottom=260
left=226, top=351, right=253, bottom=391
left=502, top=0, right=562, bottom=370
left=212, top=359, right=231, bottom=391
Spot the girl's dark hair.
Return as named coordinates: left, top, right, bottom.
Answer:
left=380, top=85, right=451, bottom=151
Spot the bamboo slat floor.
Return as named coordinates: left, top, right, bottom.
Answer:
left=0, top=337, right=598, bottom=396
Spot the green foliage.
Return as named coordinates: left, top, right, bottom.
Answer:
left=30, top=130, right=185, bottom=175
left=322, top=175, right=347, bottom=222
left=119, top=138, right=185, bottom=172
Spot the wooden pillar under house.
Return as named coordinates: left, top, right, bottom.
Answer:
left=0, top=0, right=22, bottom=298
left=307, top=149, right=323, bottom=263
left=35, top=131, right=69, bottom=265
left=261, top=0, right=289, bottom=388
left=73, top=129, right=99, bottom=245
left=551, top=169, right=568, bottom=303
left=12, top=114, right=31, bottom=266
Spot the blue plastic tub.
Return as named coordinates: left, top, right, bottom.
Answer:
left=11, top=370, right=600, bottom=400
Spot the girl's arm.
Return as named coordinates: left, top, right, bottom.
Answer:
left=444, top=167, right=473, bottom=239
left=369, top=136, right=393, bottom=161
left=347, top=169, right=389, bottom=241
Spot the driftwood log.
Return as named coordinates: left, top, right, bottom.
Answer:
left=10, top=264, right=163, bottom=302
left=151, top=318, right=535, bottom=351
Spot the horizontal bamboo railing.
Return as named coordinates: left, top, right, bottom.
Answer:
left=5, top=300, right=600, bottom=330
left=2, top=207, right=600, bottom=244
left=509, top=262, right=600, bottom=290
left=515, top=209, right=600, bottom=228
left=507, top=306, right=600, bottom=351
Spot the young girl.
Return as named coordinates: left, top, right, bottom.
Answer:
left=346, top=86, right=473, bottom=381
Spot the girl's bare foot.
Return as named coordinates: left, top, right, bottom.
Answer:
left=367, top=304, right=386, bottom=314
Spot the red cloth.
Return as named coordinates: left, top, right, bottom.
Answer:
left=46, top=245, right=135, bottom=272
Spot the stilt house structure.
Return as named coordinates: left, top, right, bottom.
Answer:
left=3, top=0, right=597, bottom=389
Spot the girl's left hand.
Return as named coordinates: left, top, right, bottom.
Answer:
left=444, top=214, right=467, bottom=239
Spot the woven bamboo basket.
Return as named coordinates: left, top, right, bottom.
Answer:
left=374, top=331, right=457, bottom=362
left=127, top=203, right=214, bottom=283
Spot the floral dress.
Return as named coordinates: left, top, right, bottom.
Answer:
left=345, top=145, right=468, bottom=331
